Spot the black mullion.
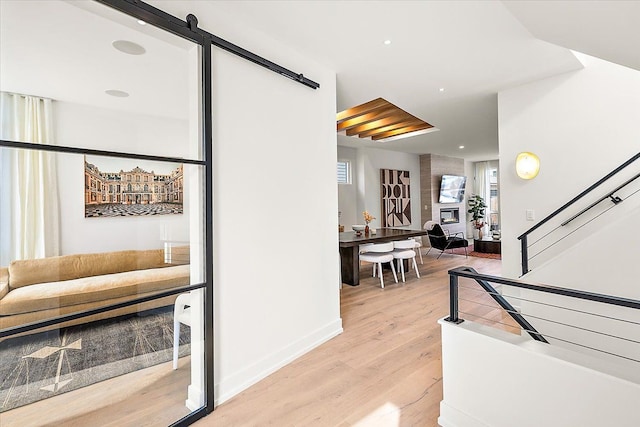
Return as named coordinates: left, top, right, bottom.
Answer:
left=202, top=42, right=216, bottom=414
left=0, top=139, right=205, bottom=166
left=0, top=282, right=206, bottom=339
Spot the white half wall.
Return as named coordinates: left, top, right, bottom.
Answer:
left=439, top=320, right=640, bottom=427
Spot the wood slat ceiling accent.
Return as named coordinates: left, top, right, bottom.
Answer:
left=337, top=97, right=433, bottom=141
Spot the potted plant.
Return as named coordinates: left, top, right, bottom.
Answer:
left=467, top=194, right=487, bottom=239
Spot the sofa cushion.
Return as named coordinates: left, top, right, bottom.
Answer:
left=8, top=249, right=167, bottom=289
left=0, top=264, right=189, bottom=316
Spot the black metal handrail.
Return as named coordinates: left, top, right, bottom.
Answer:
left=446, top=267, right=640, bottom=344
left=518, top=151, right=640, bottom=275
left=560, top=171, right=640, bottom=226
left=446, top=267, right=548, bottom=342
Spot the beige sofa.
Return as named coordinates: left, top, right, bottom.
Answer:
left=0, top=248, right=190, bottom=337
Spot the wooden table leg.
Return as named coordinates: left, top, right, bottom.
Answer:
left=339, top=246, right=360, bottom=286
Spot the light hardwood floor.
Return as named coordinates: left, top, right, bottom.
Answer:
left=1, top=251, right=509, bottom=426
left=198, top=253, right=507, bottom=426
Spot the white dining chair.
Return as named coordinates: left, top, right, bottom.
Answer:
left=173, top=292, right=191, bottom=370
left=411, top=237, right=424, bottom=264
left=359, top=242, right=398, bottom=288
left=392, top=240, right=421, bottom=282
left=358, top=243, right=374, bottom=267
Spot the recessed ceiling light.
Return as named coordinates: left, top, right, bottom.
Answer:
left=439, top=88, right=446, bottom=92
left=137, top=20, right=146, bottom=26
left=105, top=89, right=129, bottom=98
left=459, top=145, right=465, bottom=149
left=112, top=40, right=146, bottom=55
left=383, top=40, right=392, bottom=45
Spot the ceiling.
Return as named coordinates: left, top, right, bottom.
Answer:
left=166, top=0, right=584, bottom=161
left=159, top=0, right=638, bottom=161
left=2, top=1, right=637, bottom=161
left=504, top=1, right=640, bottom=73
left=0, top=1, right=194, bottom=121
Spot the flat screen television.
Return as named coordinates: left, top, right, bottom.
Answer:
left=438, top=175, right=467, bottom=204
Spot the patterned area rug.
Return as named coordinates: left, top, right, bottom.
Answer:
left=435, top=243, right=502, bottom=260
left=0, top=307, right=190, bottom=412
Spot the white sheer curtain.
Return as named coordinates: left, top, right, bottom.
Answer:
left=474, top=161, right=491, bottom=230
left=0, top=92, right=60, bottom=264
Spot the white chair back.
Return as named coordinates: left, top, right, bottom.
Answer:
left=366, top=242, right=394, bottom=253
left=359, top=243, right=374, bottom=253
left=393, top=239, right=416, bottom=250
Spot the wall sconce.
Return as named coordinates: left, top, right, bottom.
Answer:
left=515, top=152, right=540, bottom=179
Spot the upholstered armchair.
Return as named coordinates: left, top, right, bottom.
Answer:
left=426, top=223, right=468, bottom=258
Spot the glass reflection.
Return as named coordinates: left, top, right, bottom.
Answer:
left=0, top=0, right=199, bottom=159
left=0, top=0, right=205, bottom=424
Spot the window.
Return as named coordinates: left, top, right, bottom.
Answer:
left=337, top=160, right=351, bottom=184
left=489, top=166, right=499, bottom=231
left=474, top=161, right=500, bottom=232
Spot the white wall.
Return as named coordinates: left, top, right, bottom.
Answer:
left=209, top=47, right=340, bottom=404
left=498, top=52, right=640, bottom=280
left=439, top=320, right=640, bottom=427
left=354, top=147, right=421, bottom=230
left=515, top=203, right=640, bottom=362
left=337, top=146, right=358, bottom=229
left=337, top=146, right=421, bottom=231
left=146, top=1, right=342, bottom=405
left=54, top=101, right=191, bottom=255
left=497, top=52, right=640, bottom=364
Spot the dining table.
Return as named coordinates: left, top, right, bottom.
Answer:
left=339, top=227, right=429, bottom=286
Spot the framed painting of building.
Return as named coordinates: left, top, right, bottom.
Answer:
left=380, top=168, right=411, bottom=226
left=84, top=156, right=184, bottom=217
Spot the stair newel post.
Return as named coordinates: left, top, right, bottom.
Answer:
left=445, top=273, right=464, bottom=324
left=520, top=236, right=529, bottom=276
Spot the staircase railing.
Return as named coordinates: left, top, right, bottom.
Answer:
left=446, top=267, right=640, bottom=363
left=518, top=152, right=640, bottom=275
left=447, top=267, right=548, bottom=343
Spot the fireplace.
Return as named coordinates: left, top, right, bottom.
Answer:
left=440, top=207, right=460, bottom=224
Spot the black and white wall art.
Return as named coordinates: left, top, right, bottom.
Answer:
left=380, top=168, right=411, bottom=226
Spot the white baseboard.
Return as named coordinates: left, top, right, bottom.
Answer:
left=438, top=401, right=490, bottom=427
left=214, top=318, right=343, bottom=406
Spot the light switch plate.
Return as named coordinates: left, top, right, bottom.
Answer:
left=526, top=209, right=535, bottom=221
